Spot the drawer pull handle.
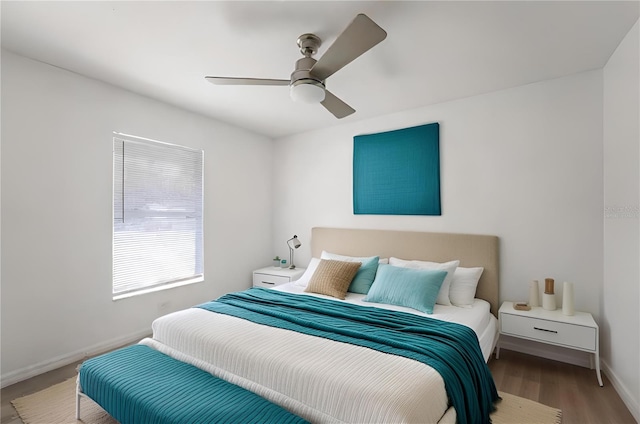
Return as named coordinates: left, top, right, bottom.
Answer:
left=533, top=327, right=558, bottom=334
left=262, top=281, right=275, bottom=285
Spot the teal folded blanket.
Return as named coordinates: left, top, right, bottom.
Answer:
left=79, top=344, right=308, bottom=424
left=197, top=288, right=499, bottom=424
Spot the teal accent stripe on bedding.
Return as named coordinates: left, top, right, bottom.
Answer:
left=353, top=122, right=441, bottom=215
left=197, top=288, right=498, bottom=424
left=79, top=344, right=307, bottom=424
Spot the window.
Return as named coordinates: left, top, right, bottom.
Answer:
left=113, top=133, right=204, bottom=299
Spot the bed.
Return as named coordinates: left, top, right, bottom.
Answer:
left=136, top=227, right=500, bottom=424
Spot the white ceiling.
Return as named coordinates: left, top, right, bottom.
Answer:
left=2, top=1, right=638, bottom=138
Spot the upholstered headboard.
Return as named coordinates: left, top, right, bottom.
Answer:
left=311, top=227, right=500, bottom=316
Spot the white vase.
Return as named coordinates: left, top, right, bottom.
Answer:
left=562, top=281, right=575, bottom=315
left=542, top=293, right=556, bottom=311
left=529, top=280, right=540, bottom=307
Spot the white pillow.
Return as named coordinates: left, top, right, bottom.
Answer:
left=319, top=251, right=389, bottom=264
left=449, top=267, right=484, bottom=308
left=292, top=257, right=321, bottom=287
left=388, top=257, right=460, bottom=306
left=321, top=250, right=370, bottom=262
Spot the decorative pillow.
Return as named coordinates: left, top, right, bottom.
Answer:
left=320, top=251, right=380, bottom=294
left=304, top=259, right=362, bottom=300
left=292, top=257, right=321, bottom=287
left=363, top=264, right=447, bottom=314
left=449, top=267, right=484, bottom=308
left=388, top=258, right=460, bottom=306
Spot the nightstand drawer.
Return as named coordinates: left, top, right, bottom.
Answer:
left=501, top=313, right=596, bottom=351
left=253, top=273, right=290, bottom=288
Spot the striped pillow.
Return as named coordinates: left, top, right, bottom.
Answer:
left=304, top=259, right=362, bottom=300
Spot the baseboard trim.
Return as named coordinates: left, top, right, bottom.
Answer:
left=601, top=359, right=640, bottom=422
left=0, top=329, right=151, bottom=389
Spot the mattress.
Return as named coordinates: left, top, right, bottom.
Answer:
left=141, top=286, right=497, bottom=423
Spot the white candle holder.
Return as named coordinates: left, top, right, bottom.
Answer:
left=542, top=293, right=556, bottom=311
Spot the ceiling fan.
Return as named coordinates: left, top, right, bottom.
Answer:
left=205, top=13, right=387, bottom=119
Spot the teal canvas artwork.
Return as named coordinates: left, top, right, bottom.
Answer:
left=353, top=122, right=441, bottom=215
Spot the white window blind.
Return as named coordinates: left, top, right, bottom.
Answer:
left=113, top=134, right=203, bottom=298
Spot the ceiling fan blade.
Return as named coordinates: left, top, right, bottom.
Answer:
left=321, top=90, right=355, bottom=119
left=311, top=14, right=387, bottom=81
left=205, top=76, right=289, bottom=86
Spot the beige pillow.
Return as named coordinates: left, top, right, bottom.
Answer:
left=304, top=259, right=361, bottom=299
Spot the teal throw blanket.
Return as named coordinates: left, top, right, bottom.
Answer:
left=197, top=288, right=499, bottom=424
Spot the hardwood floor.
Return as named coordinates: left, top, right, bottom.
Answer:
left=1, top=348, right=636, bottom=423
left=489, top=349, right=636, bottom=424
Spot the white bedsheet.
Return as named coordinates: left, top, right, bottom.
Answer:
left=142, top=286, right=497, bottom=423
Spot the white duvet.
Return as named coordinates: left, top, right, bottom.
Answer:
left=140, top=284, right=497, bottom=423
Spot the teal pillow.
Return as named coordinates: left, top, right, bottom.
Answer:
left=363, top=264, right=447, bottom=314
left=348, top=256, right=380, bottom=294
left=320, top=252, right=380, bottom=294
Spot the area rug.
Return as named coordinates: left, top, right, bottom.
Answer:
left=12, top=377, right=562, bottom=424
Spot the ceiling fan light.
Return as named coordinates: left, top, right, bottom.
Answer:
left=290, top=80, right=326, bottom=103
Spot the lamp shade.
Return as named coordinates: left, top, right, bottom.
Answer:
left=290, top=80, right=325, bottom=103
left=287, top=235, right=301, bottom=249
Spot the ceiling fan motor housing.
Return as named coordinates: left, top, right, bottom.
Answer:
left=291, top=56, right=325, bottom=87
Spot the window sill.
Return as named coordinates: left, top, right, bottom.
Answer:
left=113, top=276, right=204, bottom=301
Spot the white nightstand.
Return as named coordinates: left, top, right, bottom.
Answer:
left=252, top=266, right=305, bottom=289
left=497, top=301, right=602, bottom=386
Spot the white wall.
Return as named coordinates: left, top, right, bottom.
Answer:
left=603, top=20, right=640, bottom=421
left=273, top=70, right=604, bottom=365
left=0, top=50, right=274, bottom=385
